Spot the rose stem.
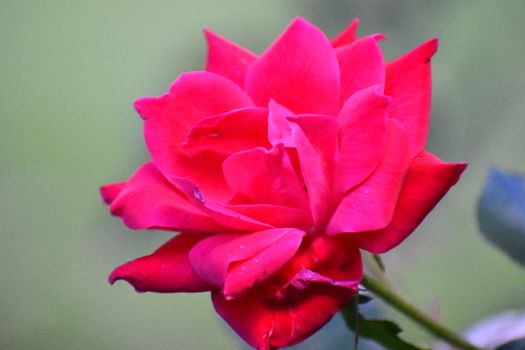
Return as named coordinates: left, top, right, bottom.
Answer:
left=361, top=255, right=481, bottom=350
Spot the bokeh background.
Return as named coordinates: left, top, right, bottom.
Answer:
left=2, top=1, right=525, bottom=349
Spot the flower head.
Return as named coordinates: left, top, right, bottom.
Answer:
left=101, top=17, right=466, bottom=349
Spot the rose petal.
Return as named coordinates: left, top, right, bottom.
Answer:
left=228, top=204, right=313, bottom=229
left=179, top=184, right=273, bottom=232
left=331, top=18, right=360, bottom=48
left=204, top=29, right=257, bottom=87
left=335, top=86, right=390, bottom=194
left=245, top=17, right=341, bottom=115
left=140, top=71, right=254, bottom=200
left=385, top=38, right=438, bottom=157
left=212, top=284, right=352, bottom=350
left=276, top=235, right=363, bottom=295
left=109, top=234, right=212, bottom=293
left=222, top=145, right=308, bottom=209
left=267, top=100, right=295, bottom=147
left=354, top=151, right=467, bottom=253
left=337, top=36, right=385, bottom=103
left=108, top=162, right=222, bottom=232
left=100, top=182, right=125, bottom=205
left=211, top=236, right=361, bottom=350
left=224, top=229, right=306, bottom=297
left=288, top=115, right=339, bottom=226
left=182, top=107, right=270, bottom=156
left=328, top=119, right=411, bottom=234
left=189, top=228, right=305, bottom=297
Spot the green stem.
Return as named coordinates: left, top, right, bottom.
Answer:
left=361, top=274, right=481, bottom=350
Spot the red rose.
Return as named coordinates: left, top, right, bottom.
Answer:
left=101, top=17, right=466, bottom=350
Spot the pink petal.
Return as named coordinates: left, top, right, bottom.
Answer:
left=109, top=234, right=212, bottom=293
left=328, top=120, right=411, bottom=234
left=283, top=268, right=360, bottom=291
left=337, top=36, right=385, bottom=103
left=108, top=162, right=222, bottom=232
left=245, top=17, right=341, bottom=115
left=354, top=152, right=467, bottom=253
left=189, top=228, right=305, bottom=297
left=211, top=236, right=362, bottom=350
left=176, top=183, right=273, bottom=232
left=100, top=182, right=125, bottom=205
left=335, top=86, right=390, bottom=194
left=140, top=71, right=254, bottom=200
left=227, top=204, right=313, bottom=229
left=331, top=18, right=360, bottom=48
left=222, top=145, right=308, bottom=209
left=277, top=236, right=363, bottom=295
left=385, top=39, right=438, bottom=157
left=267, top=100, right=295, bottom=147
left=204, top=29, right=257, bottom=87
left=212, top=285, right=352, bottom=350
left=182, top=107, right=270, bottom=156
left=288, top=115, right=339, bottom=226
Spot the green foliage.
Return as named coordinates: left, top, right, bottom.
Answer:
left=342, top=299, right=427, bottom=350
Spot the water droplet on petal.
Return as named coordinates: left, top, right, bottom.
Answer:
left=193, top=188, right=204, bottom=202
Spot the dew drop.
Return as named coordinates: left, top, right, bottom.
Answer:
left=193, top=188, right=204, bottom=202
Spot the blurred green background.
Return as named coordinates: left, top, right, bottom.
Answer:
left=2, top=1, right=525, bottom=349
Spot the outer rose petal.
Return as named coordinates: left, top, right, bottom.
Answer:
left=385, top=38, right=438, bottom=157
left=328, top=120, right=411, bottom=234
left=140, top=71, right=254, bottom=200
left=245, top=17, right=341, bottom=115
left=288, top=115, right=339, bottom=227
left=182, top=107, right=270, bottom=156
left=222, top=145, right=308, bottom=209
left=107, top=162, right=222, bottom=232
left=189, top=228, right=305, bottom=297
left=204, top=29, right=257, bottom=87
left=335, top=86, right=389, bottom=194
left=212, top=236, right=362, bottom=350
left=337, top=36, right=385, bottom=102
left=212, top=285, right=353, bottom=350
left=354, top=151, right=467, bottom=253
left=100, top=182, right=125, bottom=205
left=109, top=234, right=212, bottom=293
left=331, top=18, right=360, bottom=48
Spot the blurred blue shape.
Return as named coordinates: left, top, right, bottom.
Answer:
left=478, top=168, right=525, bottom=266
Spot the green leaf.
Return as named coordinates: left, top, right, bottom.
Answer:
left=342, top=302, right=427, bottom=350
left=357, top=293, right=374, bottom=304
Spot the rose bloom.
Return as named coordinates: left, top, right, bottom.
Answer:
left=101, top=17, right=466, bottom=350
